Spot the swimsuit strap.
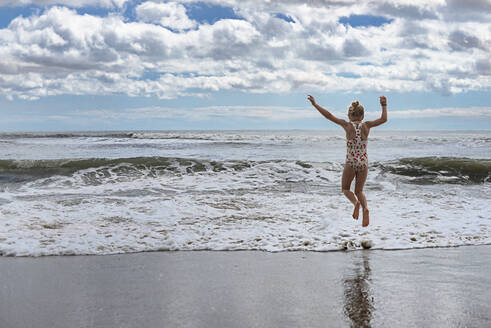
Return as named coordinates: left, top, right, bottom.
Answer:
left=352, top=122, right=362, bottom=134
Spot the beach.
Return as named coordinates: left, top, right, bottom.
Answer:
left=1, top=0, right=490, bottom=326
left=1, top=246, right=490, bottom=328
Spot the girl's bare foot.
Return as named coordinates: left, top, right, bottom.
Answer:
left=362, top=208, right=370, bottom=227
left=352, top=201, right=360, bottom=220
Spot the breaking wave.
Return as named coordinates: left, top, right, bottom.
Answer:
left=1, top=156, right=489, bottom=185
left=378, top=157, right=490, bottom=184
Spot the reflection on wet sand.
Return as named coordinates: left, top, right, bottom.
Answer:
left=343, top=252, right=374, bottom=327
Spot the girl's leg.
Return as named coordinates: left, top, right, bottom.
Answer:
left=354, top=168, right=369, bottom=227
left=341, top=165, right=360, bottom=219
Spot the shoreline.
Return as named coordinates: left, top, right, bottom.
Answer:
left=1, top=245, right=490, bottom=327
left=2, top=242, right=491, bottom=258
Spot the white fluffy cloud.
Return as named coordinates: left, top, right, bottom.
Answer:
left=135, top=1, right=196, bottom=31
left=0, top=0, right=489, bottom=100
left=0, top=0, right=128, bottom=7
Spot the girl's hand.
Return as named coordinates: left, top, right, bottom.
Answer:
left=379, top=96, right=387, bottom=106
left=307, top=95, right=316, bottom=106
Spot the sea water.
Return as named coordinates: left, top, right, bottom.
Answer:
left=0, top=130, right=489, bottom=256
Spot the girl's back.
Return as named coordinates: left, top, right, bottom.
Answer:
left=345, top=122, right=369, bottom=141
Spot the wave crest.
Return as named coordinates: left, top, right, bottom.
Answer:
left=378, top=157, right=490, bottom=184
left=1, top=156, right=489, bottom=184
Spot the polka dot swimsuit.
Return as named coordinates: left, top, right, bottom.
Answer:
left=346, top=122, right=368, bottom=172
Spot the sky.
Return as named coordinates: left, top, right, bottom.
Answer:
left=0, top=0, right=490, bottom=131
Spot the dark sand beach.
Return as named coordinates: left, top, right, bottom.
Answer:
left=1, top=246, right=490, bottom=328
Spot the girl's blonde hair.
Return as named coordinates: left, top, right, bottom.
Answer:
left=348, top=100, right=364, bottom=117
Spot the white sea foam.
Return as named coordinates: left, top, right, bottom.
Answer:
left=0, top=158, right=489, bottom=256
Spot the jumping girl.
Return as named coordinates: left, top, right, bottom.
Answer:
left=307, top=95, right=388, bottom=227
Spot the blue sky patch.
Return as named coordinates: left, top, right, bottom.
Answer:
left=336, top=72, right=361, bottom=78
left=140, top=71, right=162, bottom=81
left=274, top=13, right=294, bottom=23
left=122, top=0, right=145, bottom=23
left=339, top=14, right=393, bottom=28
left=184, top=2, right=242, bottom=25
left=0, top=5, right=41, bottom=28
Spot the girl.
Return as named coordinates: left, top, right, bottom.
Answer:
left=307, top=95, right=388, bottom=227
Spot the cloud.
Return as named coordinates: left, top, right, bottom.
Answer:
left=0, top=0, right=489, bottom=100
left=444, top=0, right=491, bottom=21
left=373, top=1, right=441, bottom=20
left=0, top=0, right=128, bottom=7
left=68, top=105, right=320, bottom=122
left=386, top=107, right=491, bottom=118
left=130, top=105, right=320, bottom=121
left=135, top=1, right=197, bottom=31
left=475, top=58, right=491, bottom=76
left=343, top=38, right=369, bottom=57
left=448, top=30, right=483, bottom=51
left=0, top=6, right=262, bottom=99
left=447, top=0, right=491, bottom=12
left=68, top=105, right=491, bottom=122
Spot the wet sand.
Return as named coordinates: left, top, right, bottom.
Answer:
left=1, top=246, right=490, bottom=328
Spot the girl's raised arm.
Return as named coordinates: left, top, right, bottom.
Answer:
left=366, top=96, right=388, bottom=128
left=308, top=95, right=348, bottom=127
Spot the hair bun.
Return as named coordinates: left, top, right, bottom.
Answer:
left=348, top=100, right=364, bottom=117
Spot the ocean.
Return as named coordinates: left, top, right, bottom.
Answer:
left=0, top=130, right=489, bottom=256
